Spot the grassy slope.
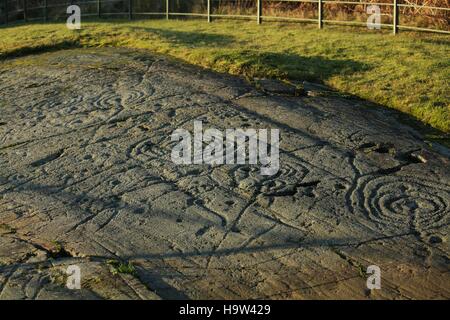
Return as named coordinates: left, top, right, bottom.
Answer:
left=0, top=19, right=449, bottom=133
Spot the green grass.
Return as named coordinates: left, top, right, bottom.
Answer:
left=106, top=259, right=136, bottom=276
left=0, top=223, right=16, bottom=234
left=0, top=19, right=449, bottom=133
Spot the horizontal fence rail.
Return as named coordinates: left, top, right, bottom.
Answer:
left=1, top=0, right=449, bottom=34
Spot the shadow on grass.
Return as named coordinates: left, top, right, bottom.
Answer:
left=211, top=50, right=371, bottom=82
left=420, top=38, right=450, bottom=46
left=0, top=39, right=82, bottom=60
left=129, top=26, right=236, bottom=47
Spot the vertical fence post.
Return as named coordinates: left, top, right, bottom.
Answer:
left=23, top=0, right=27, bottom=22
left=318, top=0, right=323, bottom=29
left=44, top=0, right=47, bottom=22
left=256, top=0, right=261, bottom=24
left=166, top=0, right=169, bottom=20
left=207, top=0, right=211, bottom=23
left=129, top=0, right=132, bottom=20
left=4, top=0, right=8, bottom=24
left=97, top=0, right=101, bottom=18
left=393, top=0, right=398, bottom=34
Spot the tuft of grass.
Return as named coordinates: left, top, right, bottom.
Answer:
left=0, top=223, right=16, bottom=234
left=0, top=19, right=448, bottom=132
left=106, top=259, right=136, bottom=276
left=48, top=240, right=73, bottom=259
left=49, top=267, right=69, bottom=285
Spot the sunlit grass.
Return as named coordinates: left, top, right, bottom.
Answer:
left=0, top=19, right=448, bottom=132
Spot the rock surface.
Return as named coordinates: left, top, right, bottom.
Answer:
left=0, top=48, right=448, bottom=299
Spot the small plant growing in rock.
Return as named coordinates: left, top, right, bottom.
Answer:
left=49, top=267, right=69, bottom=285
left=48, top=241, right=72, bottom=259
left=0, top=223, right=16, bottom=234
left=106, top=260, right=136, bottom=276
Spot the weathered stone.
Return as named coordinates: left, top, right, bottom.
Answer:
left=0, top=48, right=448, bottom=299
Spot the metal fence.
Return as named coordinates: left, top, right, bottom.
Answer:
left=1, top=0, right=449, bottom=34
